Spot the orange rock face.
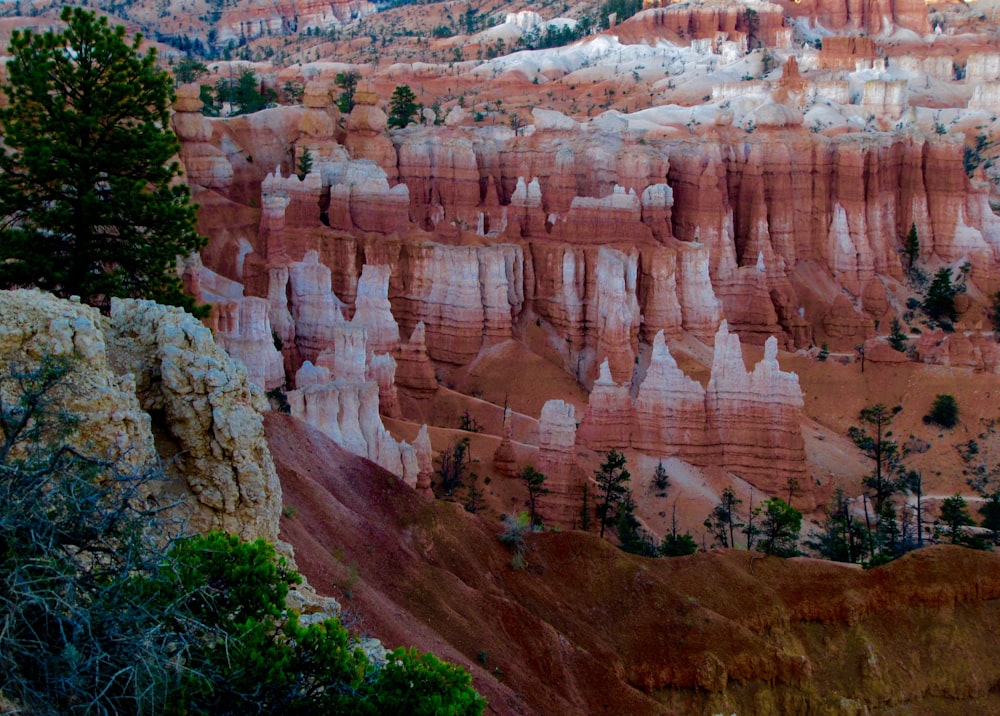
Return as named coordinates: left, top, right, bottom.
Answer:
left=180, top=95, right=998, bottom=513
left=577, top=323, right=809, bottom=499
left=216, top=0, right=376, bottom=46
left=536, top=399, right=584, bottom=528
left=778, top=0, right=929, bottom=37
left=631, top=1, right=786, bottom=47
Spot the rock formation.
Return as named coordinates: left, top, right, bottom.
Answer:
left=578, top=322, right=808, bottom=502
left=536, top=400, right=582, bottom=528
left=705, top=322, right=808, bottom=502
left=352, top=264, right=400, bottom=355
left=281, top=311, right=422, bottom=485
left=108, top=298, right=284, bottom=540
left=632, top=331, right=710, bottom=460
left=345, top=83, right=397, bottom=181
left=577, top=360, right=633, bottom=450
left=0, top=290, right=283, bottom=544
left=0, top=290, right=156, bottom=474
left=394, top=322, right=439, bottom=395
left=492, top=406, right=519, bottom=478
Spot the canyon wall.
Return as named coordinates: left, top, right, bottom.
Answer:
left=178, top=95, right=1000, bottom=363
left=174, top=96, right=1000, bottom=514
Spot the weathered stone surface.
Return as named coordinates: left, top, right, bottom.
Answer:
left=392, top=243, right=523, bottom=365
left=394, top=322, right=439, bottom=395
left=536, top=400, right=581, bottom=529
left=632, top=331, right=710, bottom=459
left=577, top=322, right=807, bottom=499
left=368, top=352, right=401, bottom=418
left=1, top=290, right=284, bottom=544
left=706, top=324, right=809, bottom=502
left=352, top=264, right=400, bottom=355
left=413, top=424, right=434, bottom=497
left=577, top=360, right=633, bottom=451
left=108, top=298, right=282, bottom=542
left=0, top=290, right=155, bottom=473
left=288, top=250, right=347, bottom=363
left=345, top=87, right=397, bottom=181
left=594, top=248, right=641, bottom=384
left=214, top=0, right=377, bottom=46
left=492, top=406, right=519, bottom=477
left=215, top=296, right=286, bottom=391
left=639, top=247, right=684, bottom=341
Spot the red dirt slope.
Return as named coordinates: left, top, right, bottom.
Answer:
left=269, top=413, right=1000, bottom=716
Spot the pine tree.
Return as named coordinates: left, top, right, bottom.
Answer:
left=595, top=449, right=630, bottom=538
left=520, top=466, right=548, bottom=527
left=335, top=70, right=359, bottom=113
left=0, top=8, right=205, bottom=313
left=849, top=404, right=908, bottom=561
left=296, top=147, right=313, bottom=180
left=939, top=494, right=975, bottom=545
left=388, top=84, right=418, bottom=129
left=652, top=460, right=670, bottom=497
left=758, top=498, right=802, bottom=557
left=704, top=486, right=743, bottom=548
left=903, top=222, right=920, bottom=272
left=924, top=267, right=958, bottom=322
left=464, top=472, right=484, bottom=514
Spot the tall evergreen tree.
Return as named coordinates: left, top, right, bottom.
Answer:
left=938, top=493, right=975, bottom=545
left=388, top=84, right=419, bottom=129
left=520, top=465, right=548, bottom=527
left=757, top=497, right=802, bottom=557
left=595, top=449, right=630, bottom=538
left=0, top=8, right=206, bottom=312
left=924, top=266, right=958, bottom=322
left=704, top=486, right=743, bottom=548
left=335, top=70, right=360, bottom=113
left=903, top=222, right=920, bottom=272
left=849, top=404, right=908, bottom=561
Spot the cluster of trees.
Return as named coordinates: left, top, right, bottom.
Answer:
left=808, top=400, right=993, bottom=566
left=598, top=0, right=643, bottom=28
left=0, top=357, right=485, bottom=714
left=900, top=224, right=968, bottom=330
left=590, top=450, right=697, bottom=557
left=704, top=485, right=803, bottom=557
left=200, top=67, right=277, bottom=116
left=516, top=21, right=592, bottom=51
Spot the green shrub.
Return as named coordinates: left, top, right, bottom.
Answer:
left=659, top=532, right=697, bottom=556
left=924, top=394, right=959, bottom=428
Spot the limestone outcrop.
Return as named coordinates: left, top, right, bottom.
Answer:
left=632, top=331, right=710, bottom=460
left=0, top=290, right=284, bottom=544
left=0, top=290, right=156, bottom=474
left=108, top=298, right=283, bottom=541
left=392, top=242, right=524, bottom=365
left=215, top=0, right=377, bottom=46
left=187, top=106, right=1000, bottom=357
left=706, top=324, right=808, bottom=502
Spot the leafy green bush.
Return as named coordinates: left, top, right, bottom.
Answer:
left=659, top=532, right=697, bottom=556
left=924, top=394, right=959, bottom=428
left=367, top=647, right=485, bottom=715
